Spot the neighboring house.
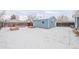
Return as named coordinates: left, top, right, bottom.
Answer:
left=0, top=11, right=6, bottom=29
left=73, top=10, right=79, bottom=29
left=4, top=15, right=27, bottom=27
left=57, top=16, right=75, bottom=27
left=0, top=21, right=3, bottom=29
left=33, top=17, right=56, bottom=29
left=4, top=20, right=27, bottom=27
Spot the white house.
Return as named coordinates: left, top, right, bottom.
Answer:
left=73, top=10, right=79, bottom=29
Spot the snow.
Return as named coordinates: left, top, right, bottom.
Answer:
left=0, top=27, right=79, bottom=49
left=18, top=16, right=28, bottom=21
left=0, top=15, right=11, bottom=20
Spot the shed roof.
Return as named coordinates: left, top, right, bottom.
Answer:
left=34, top=16, right=56, bottom=20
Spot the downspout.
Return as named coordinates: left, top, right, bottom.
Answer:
left=75, top=17, right=77, bottom=29
left=55, top=19, right=57, bottom=27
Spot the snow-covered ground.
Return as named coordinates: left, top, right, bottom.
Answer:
left=0, top=27, right=79, bottom=49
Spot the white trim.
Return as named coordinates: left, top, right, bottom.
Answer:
left=48, top=20, right=49, bottom=28
left=55, top=20, right=57, bottom=27
left=75, top=17, right=77, bottom=29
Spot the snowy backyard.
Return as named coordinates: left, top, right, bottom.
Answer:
left=0, top=27, right=79, bottom=49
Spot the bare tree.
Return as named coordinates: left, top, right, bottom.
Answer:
left=0, top=10, right=6, bottom=29
left=0, top=10, right=6, bottom=18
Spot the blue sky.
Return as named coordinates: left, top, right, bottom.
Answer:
left=4, top=10, right=75, bottom=18
left=15, top=10, right=74, bottom=16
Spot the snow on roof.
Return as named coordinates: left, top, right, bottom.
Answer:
left=33, top=16, right=56, bottom=20
left=18, top=16, right=28, bottom=21
left=5, top=19, right=26, bottom=23
left=0, top=15, right=28, bottom=21
left=0, top=15, right=11, bottom=20
left=57, top=16, right=75, bottom=23
left=73, top=10, right=79, bottom=17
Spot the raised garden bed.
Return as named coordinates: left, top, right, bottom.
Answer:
left=10, top=27, right=19, bottom=31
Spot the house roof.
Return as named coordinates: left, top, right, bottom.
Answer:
left=57, top=16, right=74, bottom=23
left=73, top=10, right=79, bottom=17
left=5, top=19, right=26, bottom=23
left=18, top=16, right=28, bottom=20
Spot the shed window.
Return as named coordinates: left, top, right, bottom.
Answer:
left=42, top=21, right=44, bottom=24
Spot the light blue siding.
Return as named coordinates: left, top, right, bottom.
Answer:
left=33, top=20, right=49, bottom=29
left=48, top=19, right=56, bottom=28
left=33, top=18, right=56, bottom=29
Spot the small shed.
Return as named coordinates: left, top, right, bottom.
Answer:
left=33, top=17, right=56, bottom=29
